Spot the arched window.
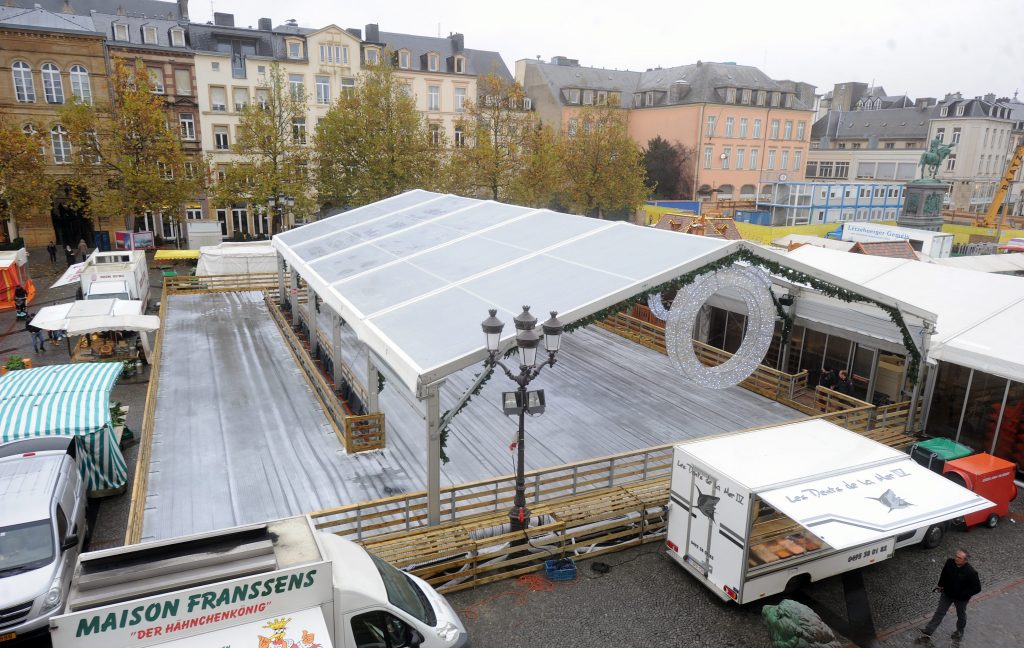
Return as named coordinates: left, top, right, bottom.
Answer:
left=51, top=125, right=72, bottom=164
left=41, top=63, right=64, bottom=104
left=70, top=65, right=91, bottom=103
left=12, top=61, right=35, bottom=102
left=739, top=184, right=757, bottom=198
left=717, top=184, right=735, bottom=199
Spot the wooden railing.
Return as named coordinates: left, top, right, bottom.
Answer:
left=164, top=272, right=283, bottom=299
left=266, top=295, right=385, bottom=452
left=124, top=294, right=169, bottom=545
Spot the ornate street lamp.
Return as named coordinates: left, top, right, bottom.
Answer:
left=481, top=306, right=563, bottom=531
left=267, top=194, right=295, bottom=233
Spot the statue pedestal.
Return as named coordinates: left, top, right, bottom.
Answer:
left=898, top=180, right=946, bottom=231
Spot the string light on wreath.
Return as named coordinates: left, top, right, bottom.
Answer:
left=647, top=293, right=671, bottom=321
left=665, top=266, right=775, bottom=389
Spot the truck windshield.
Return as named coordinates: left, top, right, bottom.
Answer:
left=0, top=520, right=55, bottom=575
left=367, top=551, right=437, bottom=626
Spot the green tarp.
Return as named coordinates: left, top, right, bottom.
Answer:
left=0, top=363, right=127, bottom=493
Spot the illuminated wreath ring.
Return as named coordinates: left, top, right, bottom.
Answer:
left=665, top=266, right=775, bottom=389
left=647, top=292, right=671, bottom=320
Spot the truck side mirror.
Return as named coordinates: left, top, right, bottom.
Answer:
left=408, top=629, right=423, bottom=648
left=61, top=533, right=79, bottom=551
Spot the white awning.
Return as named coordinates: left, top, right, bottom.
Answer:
left=197, top=241, right=277, bottom=275
left=30, top=299, right=156, bottom=332
left=760, top=458, right=992, bottom=551
left=154, top=606, right=334, bottom=648
left=274, top=191, right=935, bottom=395
left=51, top=261, right=86, bottom=288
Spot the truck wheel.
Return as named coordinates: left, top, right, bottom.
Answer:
left=922, top=524, right=944, bottom=549
left=784, top=573, right=810, bottom=594
left=986, top=514, right=999, bottom=529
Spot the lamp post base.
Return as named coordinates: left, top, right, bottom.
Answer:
left=509, top=505, right=530, bottom=532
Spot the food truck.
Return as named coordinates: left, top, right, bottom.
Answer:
left=666, top=420, right=993, bottom=604
left=79, top=251, right=150, bottom=309
left=49, top=515, right=468, bottom=648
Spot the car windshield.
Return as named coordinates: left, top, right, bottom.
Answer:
left=0, top=520, right=55, bottom=575
left=367, top=551, right=436, bottom=626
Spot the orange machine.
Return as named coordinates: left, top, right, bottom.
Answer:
left=943, top=453, right=1018, bottom=528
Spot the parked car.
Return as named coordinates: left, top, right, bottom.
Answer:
left=0, top=437, right=88, bottom=643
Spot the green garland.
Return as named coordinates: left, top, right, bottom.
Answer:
left=770, top=293, right=795, bottom=349
left=564, top=248, right=921, bottom=385
left=437, top=363, right=495, bottom=464
left=377, top=373, right=386, bottom=394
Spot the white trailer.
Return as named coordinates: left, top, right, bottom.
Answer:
left=666, top=420, right=992, bottom=604
left=840, top=222, right=954, bottom=258
left=80, top=251, right=150, bottom=309
left=49, top=516, right=468, bottom=648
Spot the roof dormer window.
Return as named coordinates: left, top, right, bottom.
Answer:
left=454, top=56, right=465, bottom=73
left=170, top=28, right=185, bottom=47
left=427, top=52, right=439, bottom=72
left=725, top=87, right=736, bottom=104
left=741, top=88, right=751, bottom=104
left=955, top=104, right=965, bottom=116
left=287, top=39, right=303, bottom=60
left=113, top=23, right=129, bottom=41
left=582, top=89, right=593, bottom=105
left=940, top=106, right=948, bottom=117
left=398, top=49, right=410, bottom=69
left=365, top=47, right=379, bottom=65
left=142, top=25, right=158, bottom=44
left=567, top=88, right=580, bottom=104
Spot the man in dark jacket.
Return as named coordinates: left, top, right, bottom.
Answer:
left=834, top=369, right=853, bottom=395
left=921, top=548, right=981, bottom=640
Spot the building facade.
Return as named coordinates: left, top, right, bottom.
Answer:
left=517, top=58, right=816, bottom=201
left=0, top=6, right=109, bottom=246
left=756, top=181, right=906, bottom=226
left=929, top=93, right=1021, bottom=213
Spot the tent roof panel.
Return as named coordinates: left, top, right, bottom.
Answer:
left=342, top=261, right=450, bottom=316
left=277, top=190, right=437, bottom=247
left=410, top=236, right=535, bottom=284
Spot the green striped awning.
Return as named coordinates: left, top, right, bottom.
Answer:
left=0, top=363, right=127, bottom=493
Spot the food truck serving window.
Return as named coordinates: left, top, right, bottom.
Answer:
left=758, top=459, right=993, bottom=551
left=747, top=498, right=830, bottom=572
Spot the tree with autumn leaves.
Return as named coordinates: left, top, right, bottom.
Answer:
left=0, top=119, right=50, bottom=242
left=59, top=58, right=201, bottom=234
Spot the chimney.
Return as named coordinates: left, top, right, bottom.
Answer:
left=62, top=0, right=72, bottom=12
left=550, top=56, right=579, bottom=67
left=177, top=0, right=188, bottom=20
left=449, top=32, right=464, bottom=52
left=258, top=17, right=271, bottom=31
left=365, top=23, right=379, bottom=42
left=213, top=12, right=234, bottom=27
left=983, top=92, right=996, bottom=103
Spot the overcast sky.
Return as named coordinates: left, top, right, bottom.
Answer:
left=192, top=0, right=1023, bottom=102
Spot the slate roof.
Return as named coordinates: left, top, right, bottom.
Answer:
left=378, top=30, right=511, bottom=80
left=187, top=22, right=282, bottom=59
left=811, top=106, right=932, bottom=142
left=0, top=5, right=99, bottom=33
left=91, top=12, right=189, bottom=50
left=9, top=0, right=184, bottom=20
left=933, top=97, right=1015, bottom=121
left=529, top=60, right=814, bottom=110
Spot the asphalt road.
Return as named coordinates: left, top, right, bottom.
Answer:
left=447, top=497, right=1024, bottom=647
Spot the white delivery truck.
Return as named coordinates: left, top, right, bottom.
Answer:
left=840, top=222, right=954, bottom=258
left=79, top=250, right=150, bottom=309
left=49, top=516, right=468, bottom=648
left=666, top=420, right=992, bottom=604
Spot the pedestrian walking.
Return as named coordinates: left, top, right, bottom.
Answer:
left=65, top=244, right=76, bottom=267
left=78, top=238, right=89, bottom=262
left=834, top=369, right=853, bottom=395
left=47, top=241, right=57, bottom=263
left=921, top=548, right=981, bottom=640
left=27, top=319, right=46, bottom=354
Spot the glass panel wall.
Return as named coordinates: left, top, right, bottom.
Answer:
left=800, top=329, right=827, bottom=386
left=958, top=371, right=1008, bottom=453
left=990, top=380, right=1024, bottom=464
left=927, top=363, right=972, bottom=440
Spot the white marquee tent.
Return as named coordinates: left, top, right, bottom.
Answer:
left=29, top=298, right=160, bottom=361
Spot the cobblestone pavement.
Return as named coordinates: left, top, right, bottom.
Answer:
left=447, top=495, right=1024, bottom=647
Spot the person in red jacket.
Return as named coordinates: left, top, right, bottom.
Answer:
left=921, top=548, right=982, bottom=640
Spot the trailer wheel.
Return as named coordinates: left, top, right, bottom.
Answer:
left=986, top=514, right=999, bottom=529
left=784, top=573, right=811, bottom=594
left=922, top=524, right=944, bottom=549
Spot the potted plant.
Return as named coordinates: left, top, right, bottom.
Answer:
left=121, top=359, right=136, bottom=377
left=4, top=356, right=28, bottom=374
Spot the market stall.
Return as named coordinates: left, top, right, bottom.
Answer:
left=0, top=248, right=35, bottom=309
left=29, top=299, right=160, bottom=364
left=196, top=241, right=276, bottom=275
left=0, top=363, right=129, bottom=496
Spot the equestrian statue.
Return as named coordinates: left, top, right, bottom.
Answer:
left=919, top=136, right=955, bottom=180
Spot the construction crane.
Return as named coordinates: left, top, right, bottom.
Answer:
left=979, top=142, right=1024, bottom=229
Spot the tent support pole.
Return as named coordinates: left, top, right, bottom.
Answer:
left=367, top=356, right=380, bottom=413
left=290, top=272, right=299, bottom=327
left=424, top=384, right=441, bottom=526
left=277, top=256, right=286, bottom=307
left=906, top=326, right=932, bottom=434
left=919, top=361, right=939, bottom=432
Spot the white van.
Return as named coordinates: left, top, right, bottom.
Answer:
left=50, top=516, right=468, bottom=648
left=0, top=437, right=88, bottom=643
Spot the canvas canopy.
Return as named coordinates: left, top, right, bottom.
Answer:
left=787, top=245, right=1024, bottom=382
left=29, top=299, right=159, bottom=362
left=51, top=261, right=85, bottom=288
left=196, top=241, right=277, bottom=275
left=274, top=191, right=932, bottom=395
left=0, top=363, right=128, bottom=493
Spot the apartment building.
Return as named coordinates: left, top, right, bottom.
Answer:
left=517, top=58, right=815, bottom=201
left=0, top=6, right=109, bottom=246
left=360, top=24, right=511, bottom=144
left=90, top=12, right=202, bottom=242
left=929, top=93, right=1022, bottom=212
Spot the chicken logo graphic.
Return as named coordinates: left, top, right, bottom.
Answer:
left=257, top=618, right=320, bottom=648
